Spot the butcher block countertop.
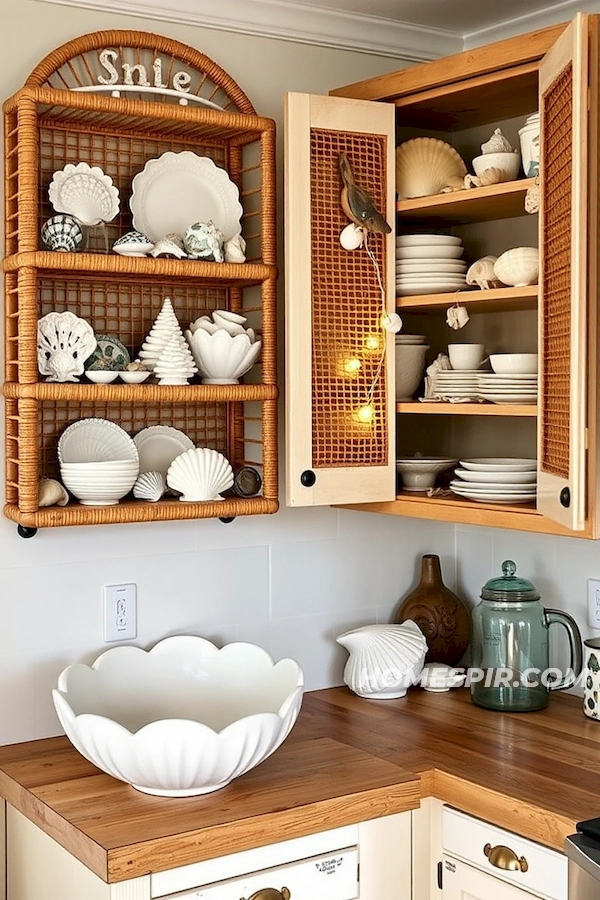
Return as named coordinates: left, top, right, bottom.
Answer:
left=1, top=687, right=600, bottom=883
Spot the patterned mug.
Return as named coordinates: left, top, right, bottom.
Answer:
left=583, top=638, right=600, bottom=720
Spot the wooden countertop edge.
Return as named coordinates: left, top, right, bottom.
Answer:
left=425, top=769, right=575, bottom=852
left=105, top=781, right=421, bottom=882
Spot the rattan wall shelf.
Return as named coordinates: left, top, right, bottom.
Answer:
left=3, top=31, right=278, bottom=534
left=287, top=15, right=600, bottom=537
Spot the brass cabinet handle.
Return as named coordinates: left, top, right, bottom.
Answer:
left=484, top=843, right=529, bottom=873
left=244, top=889, right=291, bottom=900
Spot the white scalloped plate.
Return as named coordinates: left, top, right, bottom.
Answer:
left=130, top=152, right=242, bottom=242
left=133, top=426, right=195, bottom=477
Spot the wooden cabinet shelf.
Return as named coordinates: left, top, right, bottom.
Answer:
left=397, top=179, right=536, bottom=224
left=396, top=402, right=537, bottom=417
left=397, top=285, right=538, bottom=312
left=4, top=383, right=279, bottom=401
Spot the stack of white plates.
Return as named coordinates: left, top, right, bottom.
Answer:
left=450, top=457, right=537, bottom=504
left=477, top=373, right=538, bottom=405
left=433, top=370, right=479, bottom=401
left=396, top=234, right=467, bottom=296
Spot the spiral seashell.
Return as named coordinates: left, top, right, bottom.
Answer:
left=49, top=162, right=120, bottom=226
left=481, top=127, right=515, bottom=154
left=166, top=448, right=234, bottom=501
left=336, top=621, right=427, bottom=699
left=37, top=311, right=97, bottom=382
left=41, top=214, right=84, bottom=252
left=396, top=138, right=467, bottom=199
left=133, top=471, right=166, bottom=502
left=113, top=231, right=154, bottom=257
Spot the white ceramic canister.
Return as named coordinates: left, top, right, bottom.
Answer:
left=518, top=113, right=540, bottom=177
left=583, top=637, right=600, bottom=720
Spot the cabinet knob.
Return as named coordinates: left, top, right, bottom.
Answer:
left=300, top=470, right=316, bottom=487
left=243, top=888, right=291, bottom=900
left=483, top=842, right=528, bottom=873
left=560, top=487, right=570, bottom=508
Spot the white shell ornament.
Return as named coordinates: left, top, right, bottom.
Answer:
left=396, top=138, right=467, bottom=199
left=133, top=471, right=166, bottom=502
left=49, top=162, right=120, bottom=226
left=166, top=447, right=234, bottom=501
left=339, top=223, right=364, bottom=251
left=150, top=238, right=188, bottom=259
left=336, top=621, right=427, bottom=699
left=41, top=214, right=84, bottom=252
left=113, top=231, right=154, bottom=257
left=38, top=478, right=69, bottom=507
left=446, top=305, right=470, bottom=330
left=481, top=127, right=515, bottom=154
left=466, top=256, right=504, bottom=290
left=37, top=311, right=97, bottom=382
left=224, top=234, right=246, bottom=263
left=183, top=221, right=225, bottom=261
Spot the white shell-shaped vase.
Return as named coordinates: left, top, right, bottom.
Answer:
left=167, top=448, right=234, bottom=501
left=336, top=621, right=427, bottom=700
left=37, top=311, right=97, bottom=382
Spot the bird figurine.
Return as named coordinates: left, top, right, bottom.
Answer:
left=338, top=152, right=391, bottom=234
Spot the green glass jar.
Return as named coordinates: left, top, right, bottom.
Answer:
left=470, top=560, right=582, bottom=712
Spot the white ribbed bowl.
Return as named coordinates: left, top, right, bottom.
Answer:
left=185, top=328, right=261, bottom=384
left=52, top=636, right=304, bottom=797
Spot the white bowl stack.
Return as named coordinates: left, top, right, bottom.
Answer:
left=450, top=457, right=537, bottom=504
left=395, top=334, right=429, bottom=400
left=477, top=353, right=538, bottom=405
left=396, top=234, right=467, bottom=296
left=58, top=418, right=139, bottom=506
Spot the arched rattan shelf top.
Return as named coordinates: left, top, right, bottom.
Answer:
left=24, top=29, right=256, bottom=115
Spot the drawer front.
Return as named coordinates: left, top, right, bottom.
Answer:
left=442, top=807, right=567, bottom=900
left=442, top=856, right=542, bottom=899
left=165, top=847, right=359, bottom=900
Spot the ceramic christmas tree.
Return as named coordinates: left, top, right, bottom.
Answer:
left=154, top=332, right=198, bottom=385
left=139, top=297, right=183, bottom=372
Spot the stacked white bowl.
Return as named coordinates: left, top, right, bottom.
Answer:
left=396, top=456, right=458, bottom=492
left=477, top=353, right=538, bottom=405
left=450, top=457, right=537, bottom=504
left=58, top=418, right=139, bottom=506
left=395, top=334, right=429, bottom=400
left=396, top=234, right=467, bottom=296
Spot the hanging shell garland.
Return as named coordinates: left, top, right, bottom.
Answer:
left=336, top=621, right=427, bottom=699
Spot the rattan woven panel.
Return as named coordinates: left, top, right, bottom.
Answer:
left=541, top=64, right=572, bottom=479
left=310, top=128, right=388, bottom=468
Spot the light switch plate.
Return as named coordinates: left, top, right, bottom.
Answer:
left=103, top=583, right=137, bottom=642
left=588, top=579, right=600, bottom=630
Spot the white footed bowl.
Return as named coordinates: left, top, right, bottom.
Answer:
left=493, top=247, right=539, bottom=287
left=472, top=152, right=520, bottom=181
left=186, top=327, right=262, bottom=384
left=53, top=636, right=304, bottom=796
left=490, top=353, right=538, bottom=375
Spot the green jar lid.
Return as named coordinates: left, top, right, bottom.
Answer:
left=481, top=559, right=540, bottom=601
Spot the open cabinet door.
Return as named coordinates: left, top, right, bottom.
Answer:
left=537, top=14, right=591, bottom=530
left=284, top=93, right=396, bottom=506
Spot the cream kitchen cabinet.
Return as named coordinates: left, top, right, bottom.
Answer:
left=2, top=802, right=411, bottom=900
left=285, top=14, right=600, bottom=538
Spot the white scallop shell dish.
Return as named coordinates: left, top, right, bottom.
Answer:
left=336, top=621, right=428, bottom=699
left=166, top=447, right=234, bottom=501
left=49, top=162, right=120, bottom=226
left=133, top=470, right=166, bottom=502
left=52, top=636, right=304, bottom=796
left=37, top=311, right=97, bottom=382
left=58, top=418, right=138, bottom=464
left=396, top=138, right=467, bottom=199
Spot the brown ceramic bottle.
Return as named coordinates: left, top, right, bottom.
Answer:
left=394, top=554, right=470, bottom=665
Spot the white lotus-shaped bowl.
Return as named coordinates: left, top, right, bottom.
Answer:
left=53, top=636, right=304, bottom=797
left=185, top=328, right=261, bottom=384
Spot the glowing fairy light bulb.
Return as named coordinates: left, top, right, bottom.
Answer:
left=343, top=356, right=362, bottom=376
left=354, top=404, right=375, bottom=425
left=364, top=334, right=381, bottom=353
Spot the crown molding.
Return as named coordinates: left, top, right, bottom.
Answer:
left=33, top=0, right=463, bottom=61
left=463, top=0, right=594, bottom=47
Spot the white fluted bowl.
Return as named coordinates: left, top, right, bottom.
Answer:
left=52, top=636, right=304, bottom=797
left=185, top=327, right=261, bottom=384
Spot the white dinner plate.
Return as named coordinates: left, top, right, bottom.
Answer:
left=450, top=479, right=536, bottom=493
left=450, top=488, right=537, bottom=504
left=454, top=467, right=537, bottom=484
left=133, top=425, right=195, bottom=476
left=478, top=393, right=537, bottom=404
left=396, top=261, right=467, bottom=274
left=396, top=234, right=462, bottom=246
left=460, top=458, right=537, bottom=471
left=397, top=283, right=468, bottom=295
left=130, top=151, right=243, bottom=242
left=396, top=246, right=464, bottom=259
left=397, top=274, right=466, bottom=282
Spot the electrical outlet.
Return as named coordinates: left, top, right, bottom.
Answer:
left=103, top=583, right=137, bottom=642
left=588, top=579, right=600, bottom=630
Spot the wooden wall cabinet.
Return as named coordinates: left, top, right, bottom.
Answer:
left=3, top=31, right=279, bottom=533
left=285, top=14, right=600, bottom=538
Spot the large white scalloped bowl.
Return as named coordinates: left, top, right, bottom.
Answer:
left=53, top=636, right=304, bottom=797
